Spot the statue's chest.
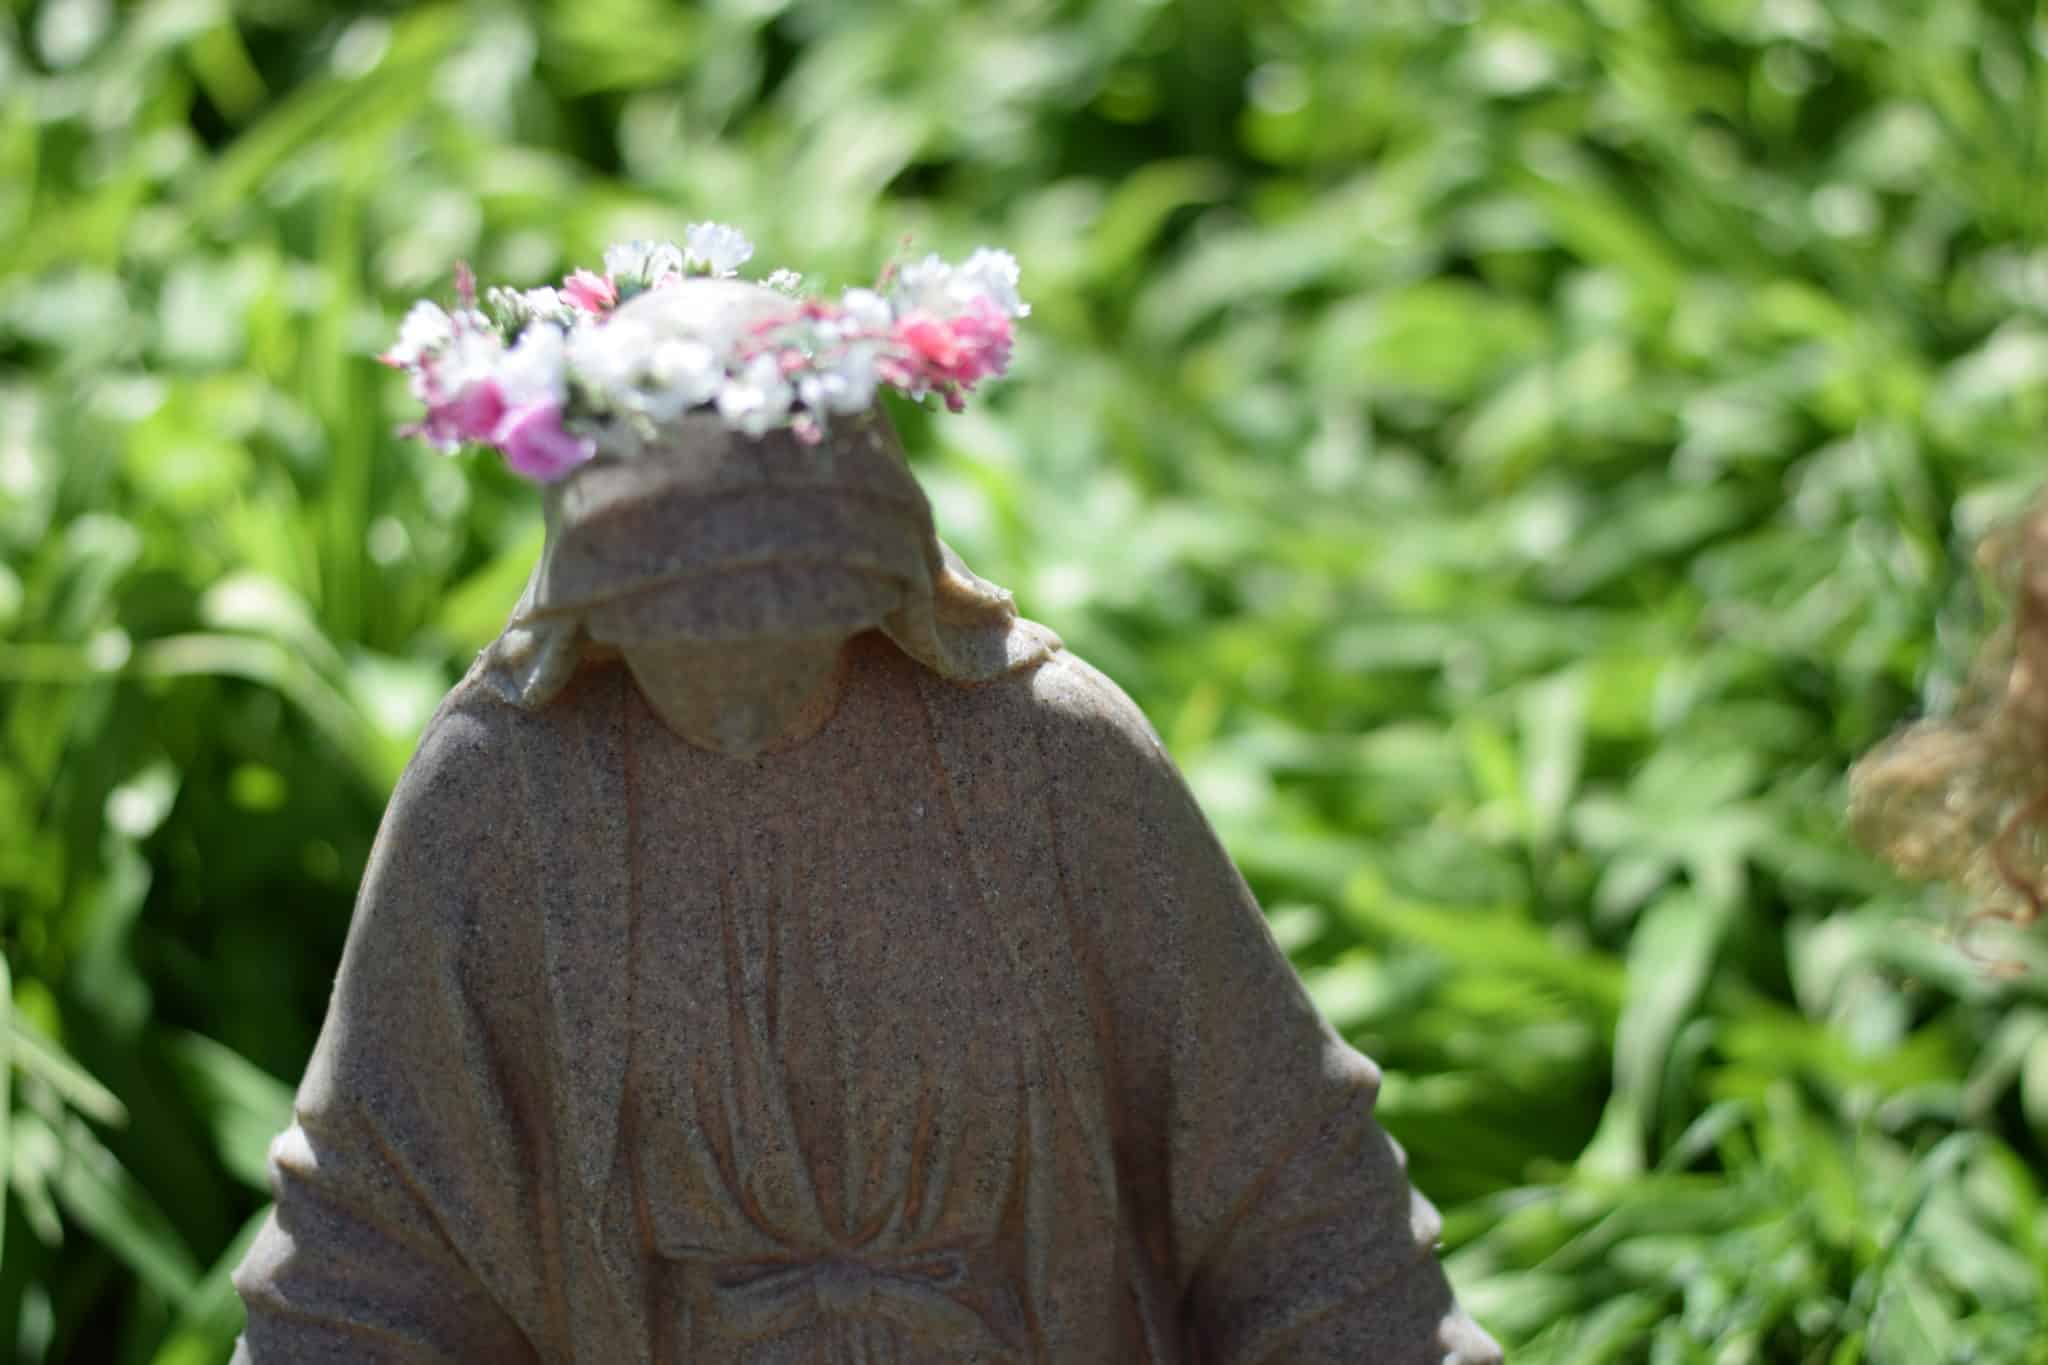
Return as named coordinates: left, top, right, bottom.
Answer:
left=626, top=776, right=1020, bottom=1109
left=620, top=688, right=1045, bottom=1256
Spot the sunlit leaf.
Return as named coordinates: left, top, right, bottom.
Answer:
left=8, top=1018, right=125, bottom=1128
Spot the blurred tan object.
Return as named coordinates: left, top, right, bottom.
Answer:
left=230, top=287, right=1500, bottom=1363
left=1851, top=496, right=2048, bottom=933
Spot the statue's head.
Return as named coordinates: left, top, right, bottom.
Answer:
left=382, top=233, right=1053, bottom=736
left=476, top=281, right=1054, bottom=739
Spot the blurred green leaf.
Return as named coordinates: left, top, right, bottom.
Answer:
left=167, top=1033, right=292, bottom=1193
left=148, top=1205, right=268, bottom=1365
left=1, top=954, right=11, bottom=1271
left=48, top=1115, right=198, bottom=1302
left=8, top=1019, right=125, bottom=1129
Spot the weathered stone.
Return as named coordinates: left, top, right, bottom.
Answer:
left=231, top=291, right=1502, bottom=1362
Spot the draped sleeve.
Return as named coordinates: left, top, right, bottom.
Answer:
left=232, top=685, right=568, bottom=1364
left=1030, top=654, right=1503, bottom=1365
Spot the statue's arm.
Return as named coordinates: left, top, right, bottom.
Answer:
left=232, top=699, right=557, bottom=1363
left=1036, top=655, right=1502, bottom=1365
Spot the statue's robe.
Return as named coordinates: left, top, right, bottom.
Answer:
left=232, top=632, right=1502, bottom=1364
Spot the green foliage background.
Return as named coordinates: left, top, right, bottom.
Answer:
left=3, top=0, right=2048, bottom=1359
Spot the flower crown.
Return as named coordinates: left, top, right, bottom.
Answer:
left=380, top=223, right=1028, bottom=483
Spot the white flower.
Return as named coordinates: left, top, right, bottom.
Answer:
left=888, top=248, right=1030, bottom=320
left=765, top=268, right=804, bottom=294
left=798, top=344, right=879, bottom=416
left=957, top=247, right=1029, bottom=318
left=520, top=286, right=574, bottom=326
left=837, top=287, right=894, bottom=333
left=685, top=222, right=754, bottom=277
left=435, top=326, right=505, bottom=395
left=887, top=253, right=956, bottom=317
left=567, top=317, right=654, bottom=397
left=641, top=338, right=724, bottom=418
left=603, top=240, right=685, bottom=287
left=612, top=275, right=796, bottom=357
left=386, top=301, right=454, bottom=366
left=495, top=323, right=570, bottom=408
left=716, top=352, right=792, bottom=434
left=600, top=242, right=643, bottom=280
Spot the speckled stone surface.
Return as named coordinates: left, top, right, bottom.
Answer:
left=230, top=387, right=1503, bottom=1362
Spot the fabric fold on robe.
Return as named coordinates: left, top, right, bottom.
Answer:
left=233, top=633, right=1501, bottom=1364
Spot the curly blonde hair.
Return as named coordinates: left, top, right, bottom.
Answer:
left=1850, top=498, right=2048, bottom=931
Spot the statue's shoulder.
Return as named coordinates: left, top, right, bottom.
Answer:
left=409, top=672, right=532, bottom=776
left=391, top=661, right=621, bottom=814
left=920, top=642, right=1177, bottom=794
left=1021, top=647, right=1174, bottom=769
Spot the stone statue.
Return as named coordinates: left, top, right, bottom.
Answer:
left=231, top=270, right=1503, bottom=1362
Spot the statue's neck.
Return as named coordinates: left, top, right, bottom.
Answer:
left=618, top=636, right=852, bottom=759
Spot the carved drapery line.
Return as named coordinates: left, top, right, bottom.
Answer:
left=674, top=1246, right=1022, bottom=1356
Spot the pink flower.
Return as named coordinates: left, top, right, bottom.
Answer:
left=894, top=299, right=1014, bottom=389
left=492, top=402, right=593, bottom=482
left=947, top=298, right=1015, bottom=382
left=410, top=378, right=506, bottom=452
left=874, top=352, right=918, bottom=391
left=561, top=269, right=618, bottom=314
left=895, top=315, right=965, bottom=383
